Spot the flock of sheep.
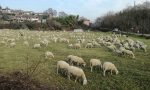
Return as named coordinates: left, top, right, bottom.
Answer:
left=0, top=29, right=147, bottom=86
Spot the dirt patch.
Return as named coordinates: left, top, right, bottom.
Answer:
left=0, top=71, right=61, bottom=90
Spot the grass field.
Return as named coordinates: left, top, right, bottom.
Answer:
left=0, top=30, right=150, bottom=90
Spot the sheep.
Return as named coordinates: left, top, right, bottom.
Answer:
left=67, top=55, right=86, bottom=67
left=85, top=43, right=93, bottom=48
left=90, top=59, right=102, bottom=72
left=73, top=43, right=81, bottom=49
left=92, top=41, right=101, bottom=48
left=103, top=62, right=118, bottom=76
left=45, top=51, right=54, bottom=59
left=40, top=39, right=49, bottom=47
left=67, top=66, right=87, bottom=85
left=107, top=45, right=116, bottom=52
left=122, top=49, right=135, bottom=58
left=33, top=44, right=41, bottom=49
left=140, top=45, right=147, bottom=52
left=10, top=42, right=16, bottom=48
left=57, top=61, right=70, bottom=75
left=68, top=44, right=73, bottom=48
left=23, top=41, right=29, bottom=47
left=0, top=41, right=7, bottom=45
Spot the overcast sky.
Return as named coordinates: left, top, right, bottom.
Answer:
left=0, top=0, right=149, bottom=20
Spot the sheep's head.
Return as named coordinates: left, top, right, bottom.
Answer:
left=83, top=79, right=87, bottom=85
left=83, top=62, right=86, bottom=67
left=116, top=69, right=119, bottom=75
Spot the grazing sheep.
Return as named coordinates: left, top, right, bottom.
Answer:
left=68, top=66, right=87, bottom=85
left=0, top=41, right=6, bottom=45
left=10, top=42, right=16, bottom=48
left=68, top=44, right=73, bottom=48
left=33, top=44, right=41, bottom=49
left=85, top=43, right=93, bottom=48
left=45, top=51, right=54, bottom=59
left=23, top=41, right=29, bottom=47
left=107, top=45, right=116, bottom=52
left=73, top=43, right=81, bottom=49
left=40, top=39, right=49, bottom=47
left=67, top=55, right=86, bottom=67
left=140, top=45, right=147, bottom=52
left=122, top=49, right=135, bottom=58
left=103, top=62, right=118, bottom=76
left=90, top=59, right=102, bottom=72
left=115, top=50, right=123, bottom=56
left=57, top=61, right=70, bottom=75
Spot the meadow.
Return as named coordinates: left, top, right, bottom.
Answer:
left=0, top=30, right=150, bottom=90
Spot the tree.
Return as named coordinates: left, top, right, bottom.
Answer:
left=44, top=8, right=57, bottom=17
left=58, top=11, right=68, bottom=17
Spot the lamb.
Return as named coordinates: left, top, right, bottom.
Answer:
left=10, top=42, right=16, bottom=48
left=103, top=62, right=118, bottom=76
left=67, top=55, right=86, bottom=67
left=45, top=51, right=54, bottom=59
left=33, top=44, right=41, bottom=49
left=90, top=59, right=102, bottom=72
left=85, top=43, right=93, bottom=48
left=67, top=66, right=87, bottom=85
left=57, top=61, right=70, bottom=75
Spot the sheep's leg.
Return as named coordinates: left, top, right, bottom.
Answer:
left=68, top=73, right=71, bottom=80
left=45, top=56, right=47, bottom=59
left=77, top=63, right=79, bottom=66
left=91, top=66, right=93, bottom=72
left=75, top=77, right=78, bottom=83
left=99, top=65, right=101, bottom=71
left=111, top=70, right=112, bottom=75
left=103, top=69, right=106, bottom=76
left=57, top=66, right=59, bottom=74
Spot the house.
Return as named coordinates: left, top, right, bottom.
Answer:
left=83, top=19, right=91, bottom=26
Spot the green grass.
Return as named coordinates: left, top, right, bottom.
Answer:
left=0, top=31, right=150, bottom=90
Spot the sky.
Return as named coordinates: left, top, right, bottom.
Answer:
left=0, top=0, right=149, bottom=21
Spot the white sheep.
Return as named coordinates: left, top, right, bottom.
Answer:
left=45, top=51, right=54, bottom=59
left=73, top=43, right=81, bottom=49
left=10, top=42, right=16, bottom=48
left=67, top=55, right=86, bottom=67
left=57, top=61, right=70, bottom=75
left=107, top=45, right=116, bottom=52
left=103, top=62, right=118, bottom=76
left=68, top=44, right=73, bottom=48
left=122, top=49, right=135, bottom=58
left=85, top=43, right=93, bottom=48
left=40, top=39, right=49, bottom=47
left=0, top=41, right=7, bottom=45
left=140, top=45, right=147, bottom=52
left=90, top=59, right=102, bottom=72
left=23, top=41, right=29, bottom=47
left=68, top=66, right=87, bottom=85
left=33, top=44, right=41, bottom=49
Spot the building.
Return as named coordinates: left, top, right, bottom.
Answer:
left=83, top=19, right=91, bottom=26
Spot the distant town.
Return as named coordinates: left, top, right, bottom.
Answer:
left=0, top=6, right=90, bottom=25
